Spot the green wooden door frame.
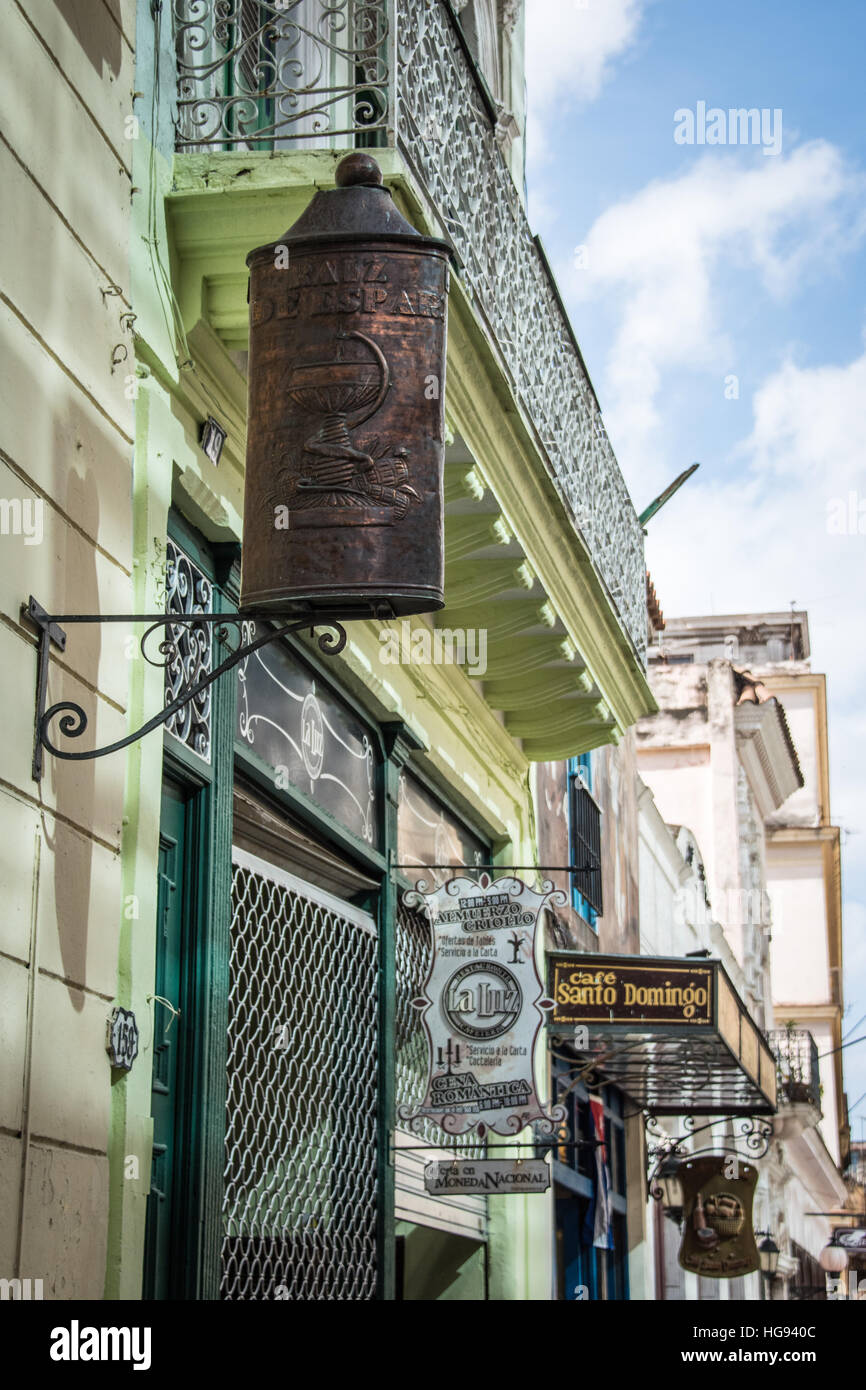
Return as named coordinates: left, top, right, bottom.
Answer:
left=158, top=738, right=232, bottom=1301
left=376, top=720, right=425, bottom=1300
left=151, top=513, right=237, bottom=1300
left=143, top=783, right=187, bottom=1300
left=163, top=512, right=499, bottom=1301
left=162, top=513, right=405, bottom=1299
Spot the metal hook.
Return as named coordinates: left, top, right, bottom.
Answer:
left=147, top=994, right=181, bottom=1036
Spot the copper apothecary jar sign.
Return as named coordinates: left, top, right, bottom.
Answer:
left=241, top=153, right=452, bottom=618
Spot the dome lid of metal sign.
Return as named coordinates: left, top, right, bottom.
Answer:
left=246, top=153, right=455, bottom=268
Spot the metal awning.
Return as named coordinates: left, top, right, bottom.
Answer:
left=545, top=953, right=777, bottom=1116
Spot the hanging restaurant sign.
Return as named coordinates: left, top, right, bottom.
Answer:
left=545, top=951, right=777, bottom=1117
left=677, top=1155, right=760, bottom=1278
left=424, top=1158, right=551, bottom=1196
left=241, top=152, right=452, bottom=618
left=400, top=873, right=566, bottom=1138
left=549, top=955, right=714, bottom=1026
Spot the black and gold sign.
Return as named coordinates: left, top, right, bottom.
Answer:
left=548, top=954, right=713, bottom=1026
left=678, top=1155, right=759, bottom=1278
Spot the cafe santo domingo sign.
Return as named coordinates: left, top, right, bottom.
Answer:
left=401, top=873, right=566, bottom=1140
left=550, top=957, right=714, bottom=1026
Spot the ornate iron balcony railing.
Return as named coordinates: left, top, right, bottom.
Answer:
left=767, top=1029, right=821, bottom=1110
left=173, top=0, right=390, bottom=147
left=173, top=0, right=647, bottom=663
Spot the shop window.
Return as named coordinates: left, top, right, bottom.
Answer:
left=567, top=754, right=602, bottom=925
left=397, top=770, right=488, bottom=880
left=234, top=624, right=382, bottom=848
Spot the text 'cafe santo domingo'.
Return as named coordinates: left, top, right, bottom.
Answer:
left=553, top=960, right=713, bottom=1025
left=545, top=954, right=776, bottom=1116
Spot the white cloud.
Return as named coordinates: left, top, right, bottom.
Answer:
left=525, top=0, right=646, bottom=163
left=743, top=354, right=866, bottom=486
left=647, top=346, right=866, bottom=702
left=563, top=141, right=864, bottom=487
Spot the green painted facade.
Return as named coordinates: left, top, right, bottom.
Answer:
left=114, top=0, right=653, bottom=1302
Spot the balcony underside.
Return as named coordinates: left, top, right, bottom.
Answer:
left=165, top=150, right=655, bottom=759
left=442, top=446, right=616, bottom=758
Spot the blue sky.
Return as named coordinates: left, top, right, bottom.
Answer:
left=525, top=0, right=866, bottom=1140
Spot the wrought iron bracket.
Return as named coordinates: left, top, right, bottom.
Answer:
left=23, top=595, right=350, bottom=781
left=645, top=1112, right=774, bottom=1201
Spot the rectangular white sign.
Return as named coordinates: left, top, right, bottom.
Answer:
left=424, top=1159, right=551, bottom=1195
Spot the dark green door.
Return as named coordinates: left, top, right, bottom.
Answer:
left=143, top=781, right=188, bottom=1299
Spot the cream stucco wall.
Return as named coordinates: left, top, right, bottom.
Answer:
left=766, top=844, right=829, bottom=1005
left=0, top=0, right=136, bottom=1298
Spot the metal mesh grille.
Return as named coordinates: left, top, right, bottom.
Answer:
left=222, top=858, right=378, bottom=1299
left=395, top=898, right=482, bottom=1159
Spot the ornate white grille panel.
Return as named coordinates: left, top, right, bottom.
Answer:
left=164, top=539, right=213, bottom=761
left=223, top=848, right=379, bottom=1300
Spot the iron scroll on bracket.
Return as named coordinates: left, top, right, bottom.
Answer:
left=645, top=1112, right=774, bottom=1200
left=23, top=595, right=355, bottom=781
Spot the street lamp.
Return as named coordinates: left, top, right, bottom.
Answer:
left=652, top=1153, right=685, bottom=1223
left=757, top=1234, right=780, bottom=1279
left=819, top=1233, right=849, bottom=1274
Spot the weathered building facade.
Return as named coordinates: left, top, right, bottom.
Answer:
left=1, top=0, right=655, bottom=1302
left=635, top=612, right=848, bottom=1299
left=6, top=4, right=849, bottom=1308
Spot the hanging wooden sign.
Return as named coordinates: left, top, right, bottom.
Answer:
left=678, top=1154, right=760, bottom=1278
left=400, top=873, right=566, bottom=1138
left=548, top=954, right=714, bottom=1026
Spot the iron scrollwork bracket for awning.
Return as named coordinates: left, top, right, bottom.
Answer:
left=645, top=1111, right=774, bottom=1200
left=546, top=1034, right=725, bottom=1112
left=23, top=595, right=351, bottom=781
